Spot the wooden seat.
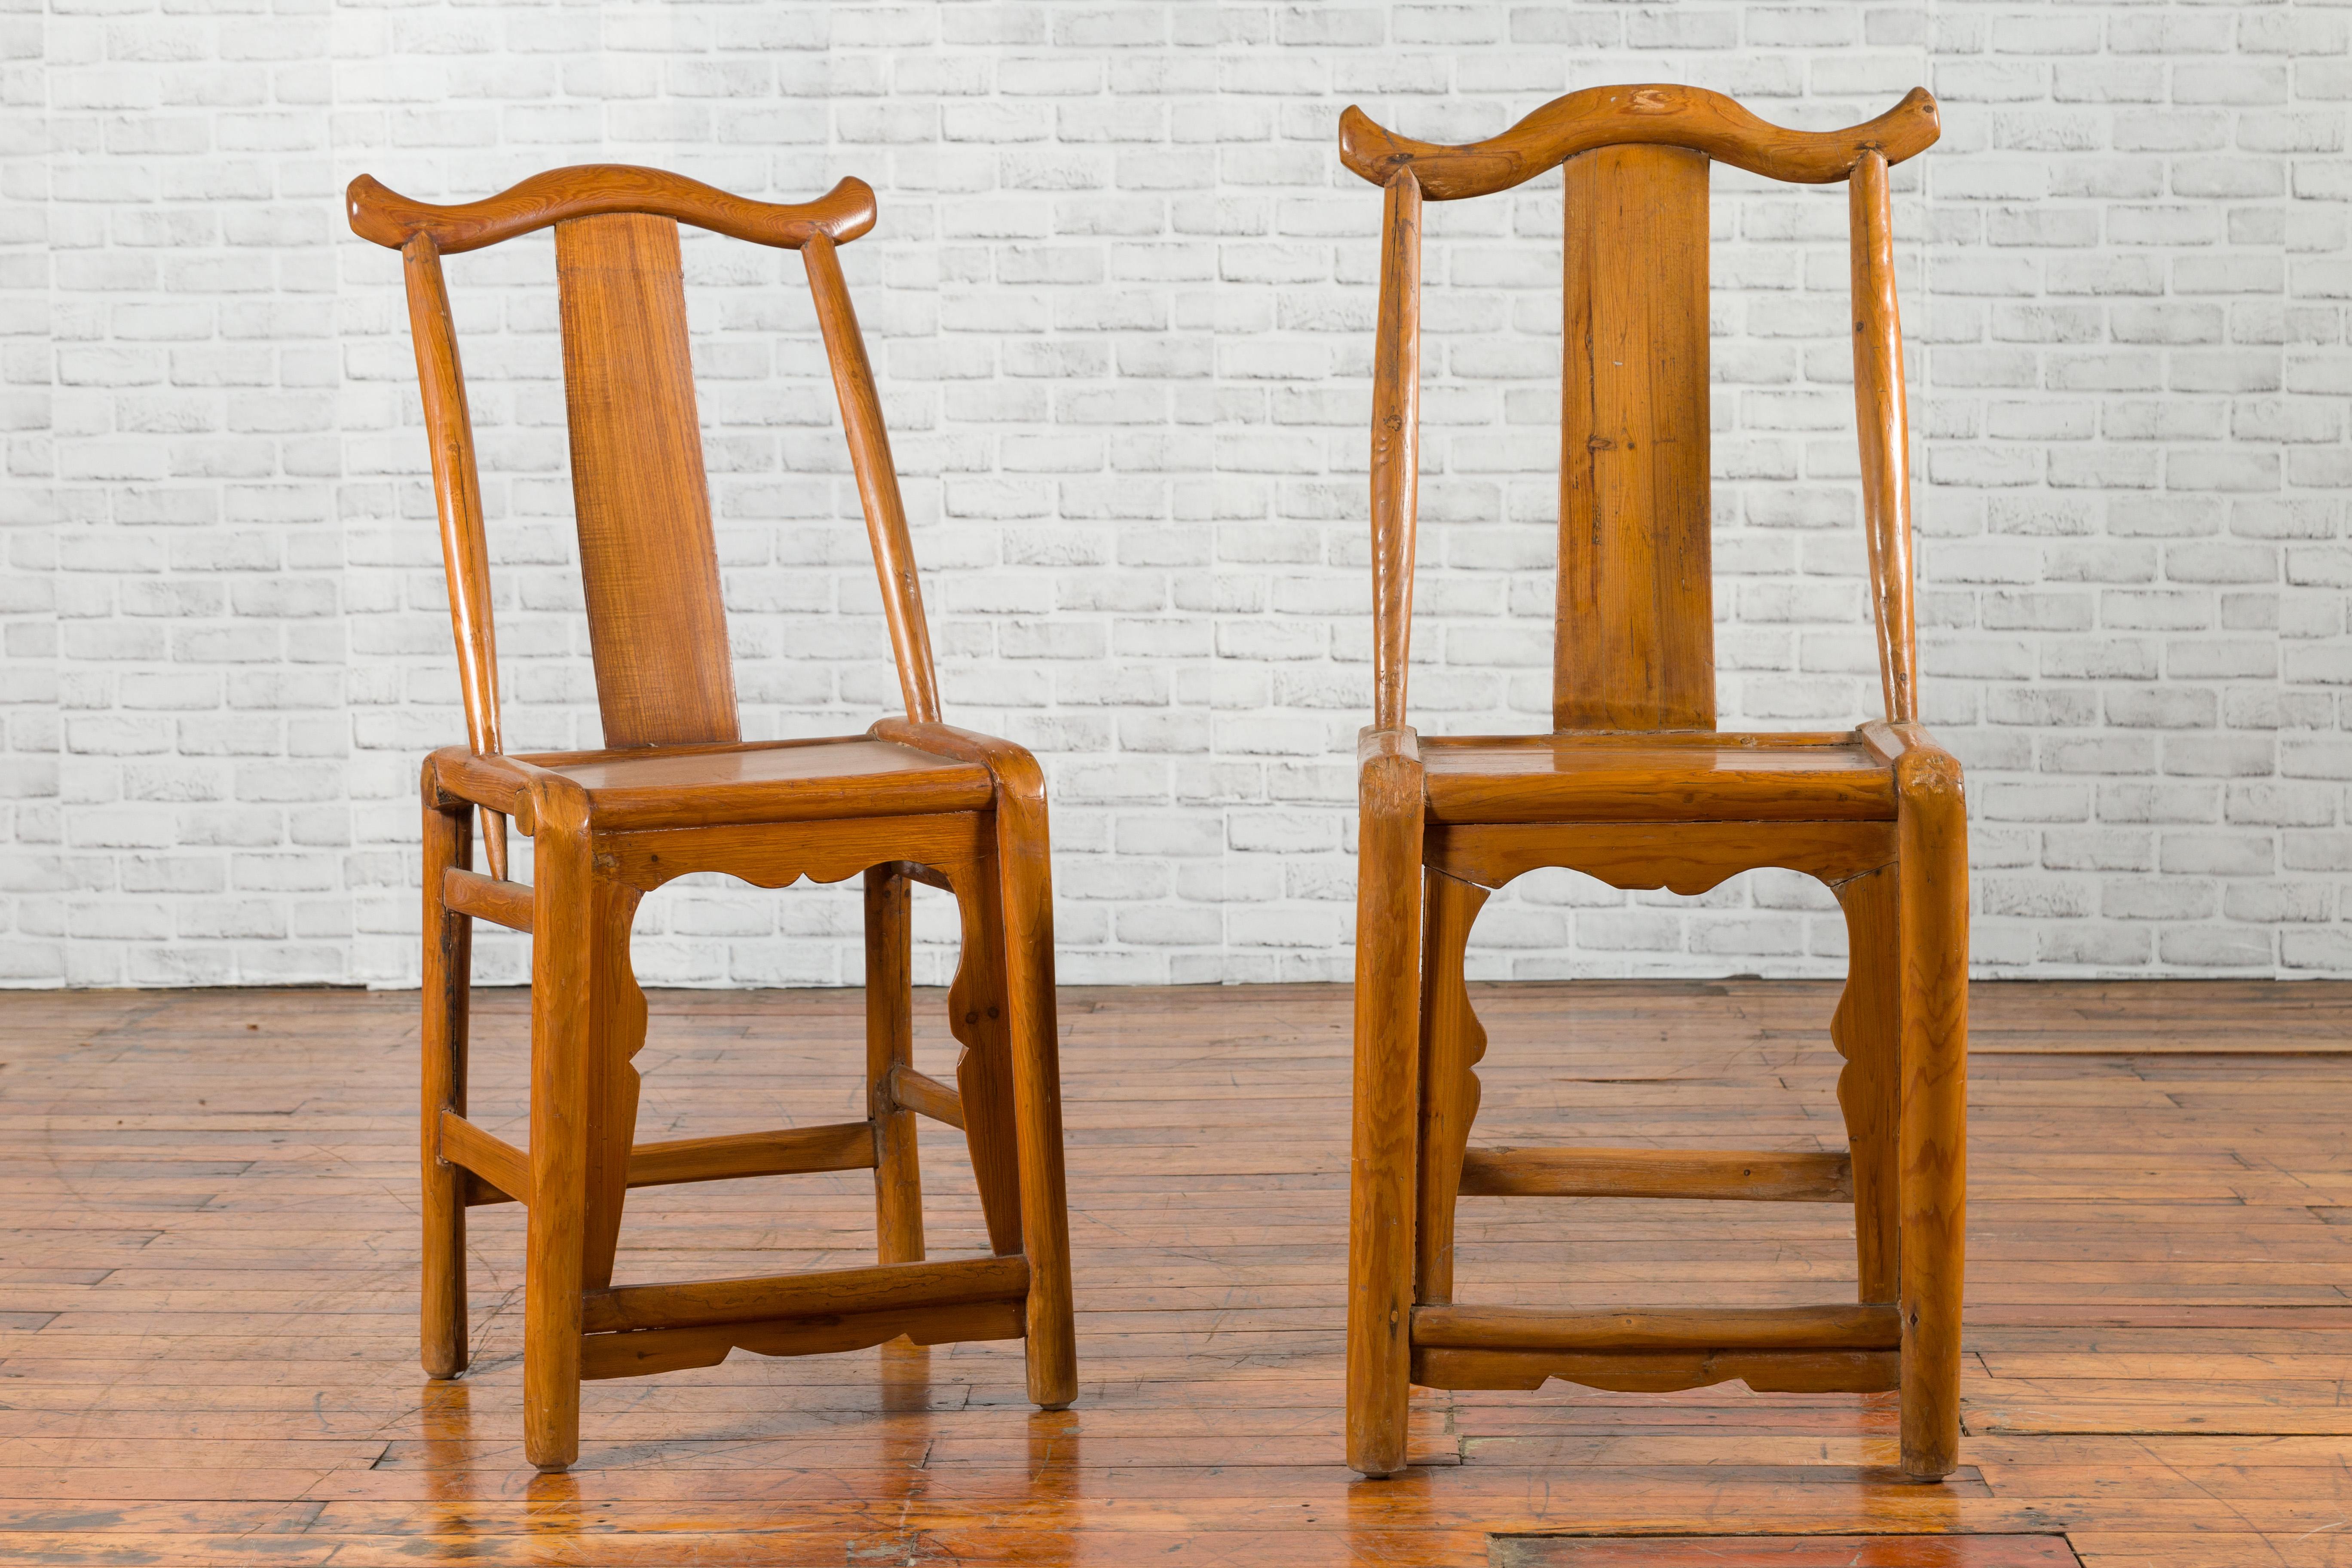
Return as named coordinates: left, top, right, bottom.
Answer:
left=435, top=737, right=996, bottom=829
left=1420, top=734, right=1898, bottom=825
left=349, top=163, right=1076, bottom=1473
left=1338, top=85, right=1968, bottom=1482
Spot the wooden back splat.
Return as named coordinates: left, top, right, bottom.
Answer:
left=1339, top=85, right=1939, bottom=735
left=1556, top=144, right=1712, bottom=732
left=555, top=213, right=739, bottom=749
left=346, top=167, right=920, bottom=765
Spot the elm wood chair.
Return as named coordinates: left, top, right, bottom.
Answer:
left=346, top=165, right=1075, bottom=1472
left=1337, top=86, right=1968, bottom=1481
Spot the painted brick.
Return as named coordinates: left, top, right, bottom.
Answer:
left=3, top=0, right=2343, bottom=989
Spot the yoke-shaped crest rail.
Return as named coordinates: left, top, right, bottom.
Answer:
left=347, top=165, right=877, bottom=254
left=1340, top=83, right=1940, bottom=198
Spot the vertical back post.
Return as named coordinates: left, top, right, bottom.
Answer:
left=1849, top=150, right=1920, bottom=723
left=401, top=235, right=509, bottom=880
left=1369, top=168, right=1423, bottom=734
left=804, top=233, right=943, bottom=726
left=1554, top=144, right=1715, bottom=733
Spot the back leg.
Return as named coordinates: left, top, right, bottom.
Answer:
left=866, top=865, right=925, bottom=1265
left=946, top=858, right=1024, bottom=1258
left=1832, top=865, right=1901, bottom=1306
left=419, top=769, right=472, bottom=1380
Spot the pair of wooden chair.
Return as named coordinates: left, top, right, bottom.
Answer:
left=352, top=83, right=1964, bottom=1482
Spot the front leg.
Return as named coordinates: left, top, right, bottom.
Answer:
left=524, top=778, right=594, bottom=1473
left=1346, top=728, right=1426, bottom=1478
left=1895, top=741, right=1968, bottom=1481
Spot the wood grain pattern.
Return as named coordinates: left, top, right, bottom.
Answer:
left=1369, top=171, right=1423, bottom=733
left=1458, top=1147, right=1856, bottom=1203
left=1415, top=870, right=1491, bottom=1308
left=1422, top=736, right=1895, bottom=824
left=522, top=776, right=594, bottom=1471
left=865, top=866, right=924, bottom=1265
left=1415, top=1304, right=1902, bottom=1354
left=1850, top=151, right=1921, bottom=723
left=872, top=718, right=1080, bottom=1412
left=1339, top=84, right=1941, bottom=198
left=438, top=1110, right=530, bottom=1207
left=416, top=773, right=472, bottom=1377
left=1492, top=1541, right=2077, bottom=1568
left=440, top=867, right=531, bottom=933
left=1347, top=724, right=1427, bottom=1477
left=886, top=1063, right=966, bottom=1130
left=1341, top=85, right=1961, bottom=1488
left=399, top=240, right=507, bottom=879
left=622, top=1123, right=878, bottom=1189
left=581, top=1256, right=1030, bottom=1335
left=1896, top=729, right=1971, bottom=1479
left=1555, top=143, right=1712, bottom=732
left=555, top=212, right=738, bottom=751
left=345, top=161, right=1078, bottom=1482
left=1834, top=865, right=1904, bottom=1305
left=598, top=813, right=989, bottom=895
left=1426, top=820, right=1896, bottom=896
left=806, top=235, right=942, bottom=726
left=1415, top=1346, right=1904, bottom=1396
left=0, top=980, right=2346, bottom=1564
left=580, top=1299, right=1027, bottom=1383
left=348, top=166, right=876, bottom=254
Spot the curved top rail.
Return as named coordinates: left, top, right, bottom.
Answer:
left=1340, top=84, right=1939, bottom=198
left=346, top=165, right=878, bottom=254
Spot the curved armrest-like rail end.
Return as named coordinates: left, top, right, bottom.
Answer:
left=1340, top=85, right=1939, bottom=198
left=346, top=167, right=879, bottom=255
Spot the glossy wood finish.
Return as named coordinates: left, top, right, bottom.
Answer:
left=1556, top=143, right=1713, bottom=732
left=1368, top=172, right=1423, bottom=732
left=1341, top=87, right=1959, bottom=1482
left=1496, top=1542, right=2080, bottom=1568
left=581, top=1256, right=1029, bottom=1336
left=432, top=738, right=996, bottom=832
left=348, top=165, right=876, bottom=254
left=417, top=778, right=472, bottom=1375
left=865, top=866, right=925, bottom=1265
left=1458, top=1147, right=1856, bottom=1203
left=1422, top=736, right=1897, bottom=825
left=1850, top=152, right=1922, bottom=723
left=1346, top=724, right=1427, bottom=1475
left=2, top=980, right=2344, bottom=1565
left=806, top=235, right=943, bottom=726
left=441, top=867, right=531, bottom=932
left=624, top=1123, right=877, bottom=1188
left=1893, top=727, right=1972, bottom=1479
left=352, top=165, right=1075, bottom=1473
left=887, top=1063, right=967, bottom=1130
left=555, top=211, right=738, bottom=749
left=1339, top=83, right=1941, bottom=197
left=401, top=240, right=507, bottom=879
left=1415, top=1304, right=1902, bottom=1355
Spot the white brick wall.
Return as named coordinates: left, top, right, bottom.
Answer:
left=3, top=2, right=2345, bottom=989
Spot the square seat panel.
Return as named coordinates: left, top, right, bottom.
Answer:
left=441, top=737, right=997, bottom=832
left=1420, top=732, right=1898, bottom=825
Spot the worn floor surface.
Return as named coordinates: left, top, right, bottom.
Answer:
left=2, top=979, right=2349, bottom=1565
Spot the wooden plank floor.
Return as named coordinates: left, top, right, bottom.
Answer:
left=1, top=978, right=2349, bottom=1565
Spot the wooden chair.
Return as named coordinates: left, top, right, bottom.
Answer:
left=1336, top=86, right=1967, bottom=1481
left=346, top=165, right=1076, bottom=1472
